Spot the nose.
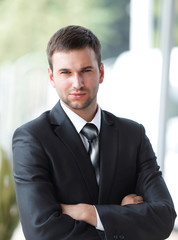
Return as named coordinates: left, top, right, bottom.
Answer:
left=72, top=73, right=84, bottom=89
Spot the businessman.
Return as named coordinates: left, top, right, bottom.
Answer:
left=12, top=25, right=176, bottom=240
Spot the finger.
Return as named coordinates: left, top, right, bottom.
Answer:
left=134, top=196, right=144, bottom=203
left=135, top=196, right=143, bottom=201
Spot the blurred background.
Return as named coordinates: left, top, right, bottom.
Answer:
left=0, top=0, right=178, bottom=239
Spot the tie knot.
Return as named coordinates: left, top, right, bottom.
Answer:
left=81, top=123, right=98, bottom=142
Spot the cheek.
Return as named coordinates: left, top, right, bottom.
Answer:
left=55, top=80, right=71, bottom=93
left=85, top=74, right=99, bottom=85
left=90, top=76, right=101, bottom=89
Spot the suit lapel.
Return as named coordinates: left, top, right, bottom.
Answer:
left=49, top=101, right=99, bottom=203
left=98, top=111, right=118, bottom=203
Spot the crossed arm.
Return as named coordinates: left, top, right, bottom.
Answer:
left=13, top=124, right=176, bottom=240
left=61, top=194, right=144, bottom=227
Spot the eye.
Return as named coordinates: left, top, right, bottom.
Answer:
left=82, top=69, right=91, bottom=73
left=61, top=71, right=70, bottom=74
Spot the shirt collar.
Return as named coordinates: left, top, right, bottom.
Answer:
left=60, top=101, right=101, bottom=133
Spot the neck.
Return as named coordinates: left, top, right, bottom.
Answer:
left=63, top=102, right=98, bottom=122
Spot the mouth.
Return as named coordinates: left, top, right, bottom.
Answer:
left=69, top=92, right=87, bottom=99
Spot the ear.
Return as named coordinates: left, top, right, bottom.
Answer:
left=48, top=67, right=56, bottom=88
left=99, top=62, right=104, bottom=84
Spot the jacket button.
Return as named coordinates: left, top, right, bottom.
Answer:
left=119, top=234, right=125, bottom=239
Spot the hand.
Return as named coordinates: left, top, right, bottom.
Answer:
left=121, top=194, right=144, bottom=206
left=61, top=203, right=97, bottom=227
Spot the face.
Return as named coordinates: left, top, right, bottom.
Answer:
left=48, top=47, right=104, bottom=115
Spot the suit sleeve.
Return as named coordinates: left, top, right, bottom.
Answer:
left=96, top=124, right=176, bottom=240
left=12, top=126, right=101, bottom=240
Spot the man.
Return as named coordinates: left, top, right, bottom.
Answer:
left=12, top=25, right=176, bottom=240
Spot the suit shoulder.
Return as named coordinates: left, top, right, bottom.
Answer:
left=103, top=110, right=142, bottom=129
left=102, top=110, right=146, bottom=145
left=14, top=111, right=50, bottom=136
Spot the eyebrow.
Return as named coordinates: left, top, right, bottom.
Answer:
left=58, top=66, right=93, bottom=72
left=81, top=66, right=93, bottom=70
left=58, top=68, right=70, bottom=72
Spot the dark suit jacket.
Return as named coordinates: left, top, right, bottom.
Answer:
left=12, top=101, right=176, bottom=240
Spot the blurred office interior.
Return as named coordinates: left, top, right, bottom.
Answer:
left=0, top=0, right=178, bottom=239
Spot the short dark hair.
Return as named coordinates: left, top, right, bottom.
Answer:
left=46, top=25, right=101, bottom=70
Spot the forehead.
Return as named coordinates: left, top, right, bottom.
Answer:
left=52, top=47, right=98, bottom=69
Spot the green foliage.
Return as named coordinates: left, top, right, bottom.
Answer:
left=0, top=148, right=19, bottom=240
left=153, top=0, right=162, bottom=47
left=153, top=0, right=178, bottom=48
left=0, top=0, right=130, bottom=63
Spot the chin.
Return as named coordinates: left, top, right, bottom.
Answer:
left=67, top=101, right=91, bottom=110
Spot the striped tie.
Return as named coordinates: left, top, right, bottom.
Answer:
left=81, top=123, right=99, bottom=184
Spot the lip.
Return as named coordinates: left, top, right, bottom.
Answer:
left=69, top=92, right=86, bottom=98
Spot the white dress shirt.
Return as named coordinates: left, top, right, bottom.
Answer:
left=60, top=101, right=104, bottom=231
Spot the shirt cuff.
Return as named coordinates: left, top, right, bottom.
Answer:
left=94, top=206, right=104, bottom=231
